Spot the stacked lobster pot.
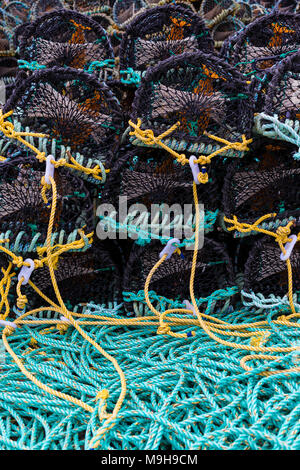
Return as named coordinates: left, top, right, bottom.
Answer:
left=0, top=0, right=299, bottom=321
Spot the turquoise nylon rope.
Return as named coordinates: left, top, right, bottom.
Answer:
left=0, top=302, right=299, bottom=450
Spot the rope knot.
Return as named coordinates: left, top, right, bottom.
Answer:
left=277, top=315, right=287, bottom=321
left=56, top=322, right=69, bottom=335
left=275, top=224, right=293, bottom=244
left=1, top=120, right=16, bottom=138
left=3, top=325, right=16, bottom=336
left=250, top=331, right=271, bottom=347
left=17, top=293, right=28, bottom=310
left=157, top=325, right=171, bottom=335
left=54, top=158, right=67, bottom=168
left=13, top=257, right=24, bottom=269
left=96, top=389, right=109, bottom=401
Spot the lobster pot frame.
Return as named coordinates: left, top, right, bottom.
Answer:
left=244, top=236, right=300, bottom=299
left=221, top=11, right=300, bottom=76
left=0, top=153, right=94, bottom=254
left=19, top=9, right=114, bottom=78
left=4, top=67, right=123, bottom=171
left=120, top=4, right=213, bottom=74
left=131, top=51, right=254, bottom=158
left=123, top=238, right=235, bottom=312
left=26, top=241, right=123, bottom=310
left=222, top=141, right=300, bottom=233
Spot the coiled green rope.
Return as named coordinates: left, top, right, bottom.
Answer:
left=0, top=303, right=299, bottom=450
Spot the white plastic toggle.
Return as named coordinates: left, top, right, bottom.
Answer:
left=18, top=259, right=35, bottom=285
left=183, top=300, right=197, bottom=317
left=0, top=320, right=17, bottom=329
left=189, top=155, right=200, bottom=184
left=159, top=238, right=180, bottom=260
left=45, top=154, right=55, bottom=184
left=280, top=234, right=298, bottom=261
left=60, top=316, right=71, bottom=324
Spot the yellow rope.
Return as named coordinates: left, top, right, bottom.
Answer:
left=0, top=110, right=109, bottom=181
left=224, top=214, right=300, bottom=315
left=128, top=118, right=252, bottom=183
left=0, top=263, right=14, bottom=320
left=140, top=185, right=300, bottom=377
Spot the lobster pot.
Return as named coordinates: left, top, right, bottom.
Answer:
left=0, top=154, right=94, bottom=253
left=120, top=4, right=213, bottom=73
left=4, top=67, right=123, bottom=171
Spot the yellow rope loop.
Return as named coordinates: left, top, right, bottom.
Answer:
left=0, top=110, right=48, bottom=161
left=40, top=176, right=52, bottom=206
left=0, top=111, right=17, bottom=139
left=12, top=256, right=24, bottom=269
left=16, top=278, right=28, bottom=311
left=17, top=294, right=28, bottom=310
left=156, top=325, right=171, bottom=335
left=197, top=172, right=209, bottom=184
left=0, top=155, right=7, bottom=161
left=128, top=119, right=187, bottom=164
left=0, top=263, right=14, bottom=319
left=275, top=221, right=295, bottom=248
left=224, top=214, right=299, bottom=315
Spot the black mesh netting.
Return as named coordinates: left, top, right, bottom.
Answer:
left=0, top=153, right=93, bottom=252
left=113, top=0, right=148, bottom=28
left=199, top=0, right=235, bottom=23
left=29, top=0, right=65, bottom=20
left=212, top=16, right=244, bottom=47
left=103, top=146, right=220, bottom=210
left=123, top=238, right=235, bottom=303
left=130, top=51, right=254, bottom=157
left=221, top=11, right=300, bottom=76
left=120, top=4, right=213, bottom=73
left=19, top=9, right=114, bottom=75
left=0, top=2, right=29, bottom=31
left=26, top=241, right=123, bottom=309
left=222, top=141, right=300, bottom=227
left=73, top=0, right=111, bottom=12
left=262, top=50, right=300, bottom=122
left=4, top=67, right=123, bottom=167
left=244, top=236, right=300, bottom=297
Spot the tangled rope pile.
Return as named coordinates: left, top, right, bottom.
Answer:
left=0, top=0, right=299, bottom=452
left=0, top=304, right=299, bottom=450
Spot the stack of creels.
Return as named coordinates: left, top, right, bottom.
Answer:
left=4, top=67, right=123, bottom=179
left=0, top=150, right=94, bottom=253
left=119, top=3, right=213, bottom=81
left=18, top=9, right=115, bottom=79
left=122, top=237, right=236, bottom=315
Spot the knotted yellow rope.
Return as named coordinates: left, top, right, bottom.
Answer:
left=0, top=263, right=15, bottom=320
left=129, top=118, right=252, bottom=183
left=224, top=214, right=300, bottom=315
left=0, top=110, right=109, bottom=181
